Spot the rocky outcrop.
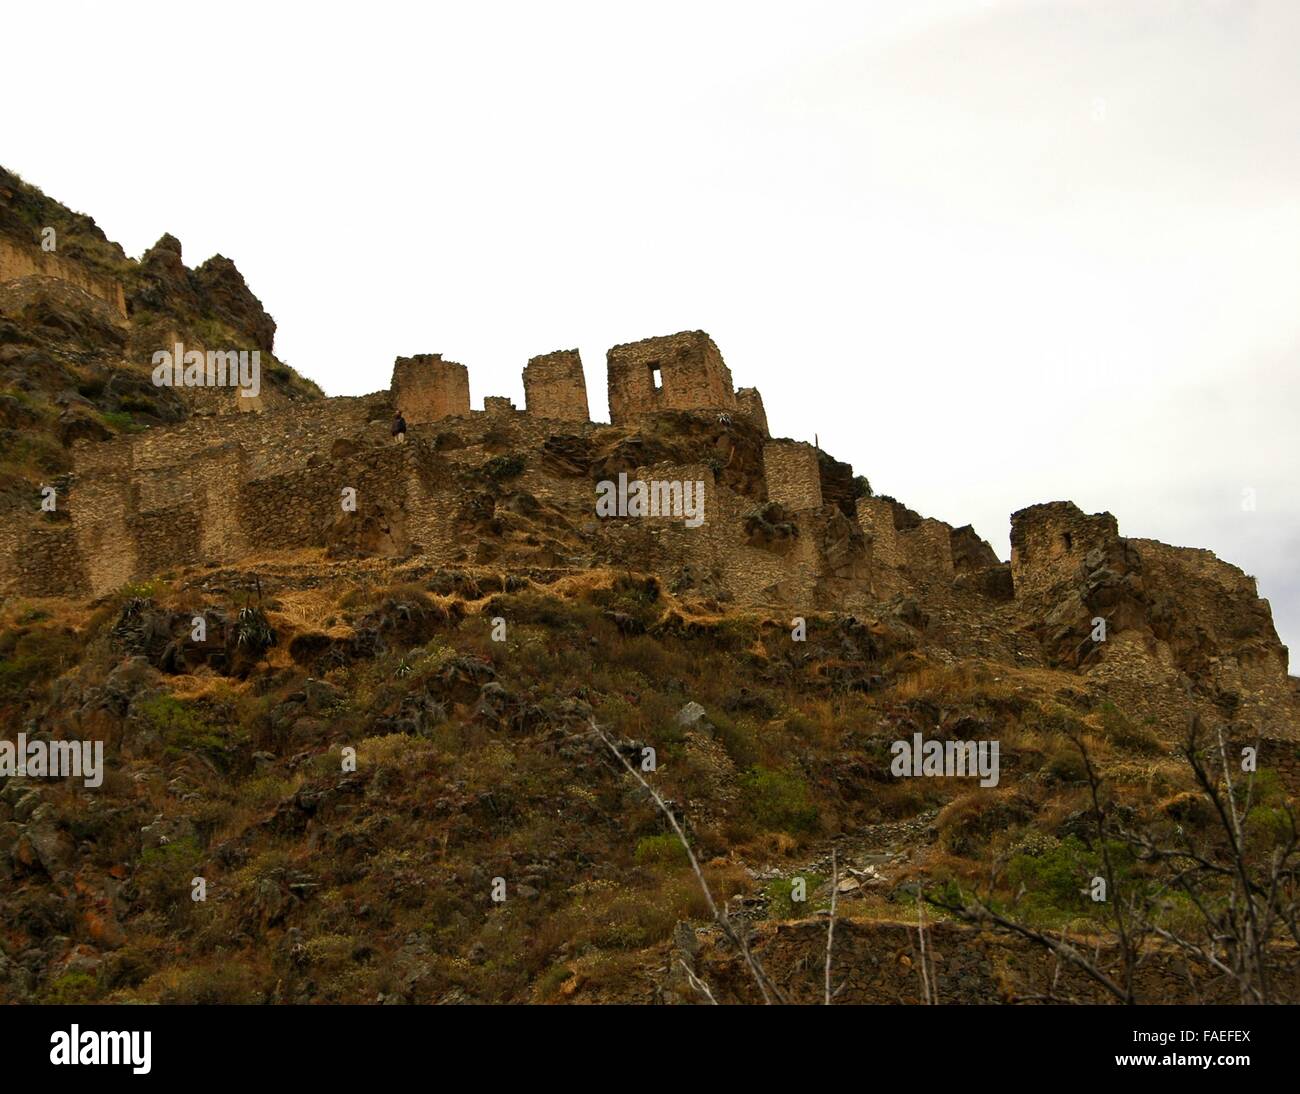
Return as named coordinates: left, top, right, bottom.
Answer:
left=133, top=237, right=275, bottom=354
left=135, top=233, right=202, bottom=315
left=950, top=524, right=1000, bottom=574
left=193, top=255, right=276, bottom=354
left=1010, top=502, right=1291, bottom=724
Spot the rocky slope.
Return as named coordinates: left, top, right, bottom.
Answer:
left=0, top=170, right=1297, bottom=1005
left=0, top=165, right=321, bottom=514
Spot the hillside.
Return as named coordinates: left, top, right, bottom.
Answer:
left=0, top=166, right=321, bottom=514
left=1, top=169, right=1298, bottom=1005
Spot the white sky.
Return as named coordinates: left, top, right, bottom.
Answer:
left=5, top=0, right=1298, bottom=672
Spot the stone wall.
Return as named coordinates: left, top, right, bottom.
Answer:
left=849, top=498, right=978, bottom=597
left=391, top=354, right=470, bottom=423
left=6, top=372, right=1295, bottom=699
left=1130, top=537, right=1261, bottom=600
left=107, top=396, right=383, bottom=480
left=1, top=393, right=605, bottom=598
left=856, top=497, right=902, bottom=570
left=0, top=235, right=126, bottom=320
left=522, top=349, right=589, bottom=421
left=1009, top=501, right=1120, bottom=601
left=762, top=441, right=823, bottom=512
left=1129, top=537, right=1292, bottom=707
left=855, top=496, right=903, bottom=597
left=899, top=518, right=956, bottom=585
left=689, top=918, right=1300, bottom=1004
left=73, top=473, right=138, bottom=594
left=3, top=397, right=389, bottom=597
left=12, top=525, right=88, bottom=597
left=735, top=387, right=769, bottom=437
left=130, top=331, right=279, bottom=417
left=607, top=331, right=737, bottom=424
left=593, top=460, right=857, bottom=612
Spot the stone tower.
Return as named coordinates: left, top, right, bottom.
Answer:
left=390, top=354, right=470, bottom=424
left=523, top=349, right=590, bottom=421
left=606, top=330, right=737, bottom=425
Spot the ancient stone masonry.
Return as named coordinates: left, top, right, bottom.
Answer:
left=735, top=387, right=769, bottom=437
left=607, top=331, right=738, bottom=424
left=391, top=354, right=470, bottom=423
left=900, top=518, right=956, bottom=586
left=4, top=396, right=389, bottom=597
left=856, top=496, right=902, bottom=570
left=2, top=322, right=1293, bottom=736
left=1009, top=501, right=1119, bottom=601
left=592, top=459, right=869, bottom=613
left=1009, top=500, right=1293, bottom=731
left=762, top=441, right=823, bottom=512
left=522, top=349, right=589, bottom=421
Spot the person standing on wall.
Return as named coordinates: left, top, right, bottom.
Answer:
left=392, top=409, right=407, bottom=444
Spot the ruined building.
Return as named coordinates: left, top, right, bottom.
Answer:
left=390, top=354, right=470, bottom=423
left=607, top=330, right=737, bottom=424
left=1, top=205, right=1295, bottom=742
left=522, top=350, right=589, bottom=422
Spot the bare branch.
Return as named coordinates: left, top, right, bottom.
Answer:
left=590, top=718, right=787, bottom=1004
left=825, top=848, right=837, bottom=1006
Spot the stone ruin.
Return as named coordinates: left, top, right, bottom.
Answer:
left=0, top=302, right=1293, bottom=735
left=522, top=350, right=588, bottom=422
left=390, top=354, right=470, bottom=423
left=607, top=330, right=737, bottom=425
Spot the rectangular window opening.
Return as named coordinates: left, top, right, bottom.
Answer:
left=649, top=363, right=662, bottom=391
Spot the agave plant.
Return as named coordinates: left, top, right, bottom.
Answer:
left=235, top=605, right=277, bottom=654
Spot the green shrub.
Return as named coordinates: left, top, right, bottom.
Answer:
left=740, top=766, right=819, bottom=834
left=118, top=394, right=159, bottom=414
left=1006, top=835, right=1094, bottom=920
left=153, top=962, right=263, bottom=1004
left=101, top=410, right=143, bottom=433
left=937, top=791, right=1035, bottom=855
left=116, top=581, right=157, bottom=600
left=634, top=833, right=688, bottom=866
left=136, top=835, right=204, bottom=921
left=135, top=694, right=230, bottom=760
left=1042, top=739, right=1089, bottom=784
left=0, top=625, right=80, bottom=700
left=1006, top=835, right=1134, bottom=924
left=709, top=709, right=760, bottom=770
left=44, top=969, right=100, bottom=1004
left=765, top=873, right=826, bottom=919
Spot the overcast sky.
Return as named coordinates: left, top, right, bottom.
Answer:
left=7, top=0, right=1298, bottom=672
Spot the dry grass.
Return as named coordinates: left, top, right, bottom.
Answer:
left=270, top=586, right=340, bottom=631
left=888, top=660, right=1022, bottom=704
